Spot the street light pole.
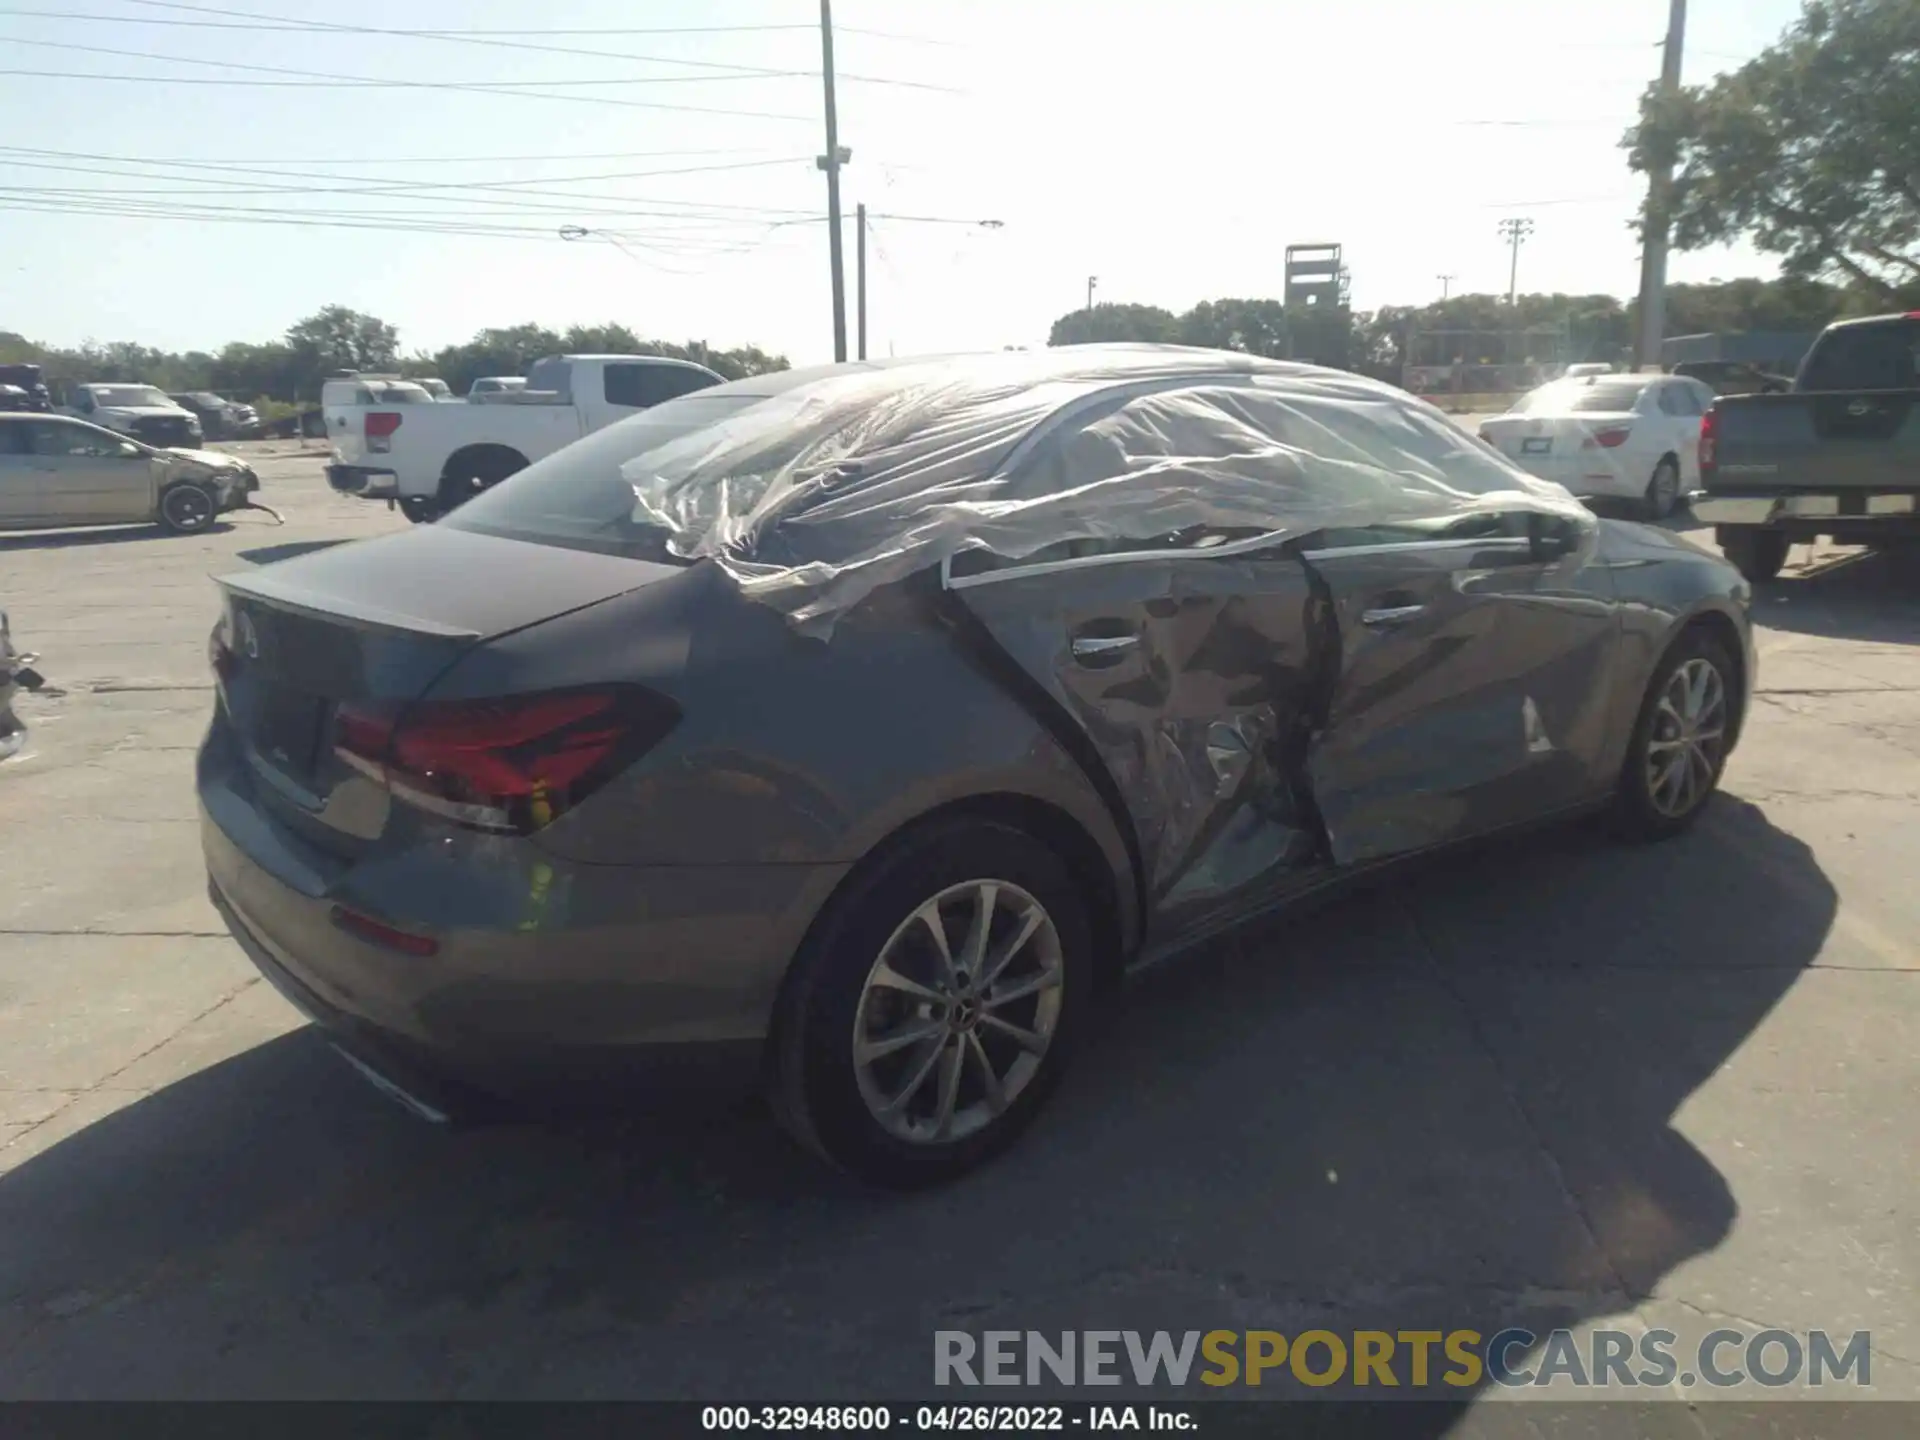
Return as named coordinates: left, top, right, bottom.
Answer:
left=856, top=202, right=867, bottom=361
left=1437, top=273, right=1455, bottom=300
left=1634, top=0, right=1688, bottom=370
left=1086, top=275, right=1098, bottom=312
left=1497, top=218, right=1534, bottom=306
left=818, top=0, right=848, bottom=362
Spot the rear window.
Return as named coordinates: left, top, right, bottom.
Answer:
left=1800, top=320, right=1920, bottom=391
left=603, top=362, right=721, bottom=409
left=1515, top=380, right=1648, bottom=414
left=323, top=380, right=430, bottom=406
left=441, top=393, right=770, bottom=559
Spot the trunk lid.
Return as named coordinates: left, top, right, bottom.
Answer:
left=213, top=525, right=685, bottom=851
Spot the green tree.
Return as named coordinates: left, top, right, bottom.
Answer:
left=1178, top=298, right=1293, bottom=356
left=1049, top=303, right=1180, bottom=346
left=1626, top=0, right=1920, bottom=305
left=285, top=305, right=401, bottom=379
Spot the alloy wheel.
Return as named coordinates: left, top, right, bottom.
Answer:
left=162, top=485, right=213, bottom=531
left=1645, top=656, right=1727, bottom=818
left=851, top=879, right=1065, bottom=1146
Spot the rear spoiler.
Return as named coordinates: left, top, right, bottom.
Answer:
left=216, top=568, right=481, bottom=641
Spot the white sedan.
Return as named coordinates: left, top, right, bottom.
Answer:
left=1478, top=373, right=1715, bottom=519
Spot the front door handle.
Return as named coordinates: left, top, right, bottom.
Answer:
left=1361, top=604, right=1426, bottom=628
left=1071, top=634, right=1140, bottom=659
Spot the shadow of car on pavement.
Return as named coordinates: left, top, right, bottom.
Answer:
left=0, top=524, right=238, bottom=553
left=1744, top=544, right=1920, bottom=646
left=0, top=797, right=1832, bottom=1431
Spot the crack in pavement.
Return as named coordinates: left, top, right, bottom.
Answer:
left=1396, top=900, right=1641, bottom=1311
left=0, top=976, right=261, bottom=1160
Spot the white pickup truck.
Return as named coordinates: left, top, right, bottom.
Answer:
left=324, top=354, right=724, bottom=522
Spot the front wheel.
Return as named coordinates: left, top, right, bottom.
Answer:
left=398, top=496, right=439, bottom=525
left=1612, top=629, right=1738, bottom=841
left=1716, top=525, right=1790, bottom=584
left=157, top=483, right=216, bottom=534
left=770, top=820, right=1094, bottom=1188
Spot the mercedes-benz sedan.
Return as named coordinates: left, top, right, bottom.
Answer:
left=200, top=346, right=1753, bottom=1187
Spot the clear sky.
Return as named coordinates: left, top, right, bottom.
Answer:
left=0, top=0, right=1807, bottom=365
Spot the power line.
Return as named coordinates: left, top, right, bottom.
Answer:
left=1, top=146, right=798, bottom=167
left=0, top=39, right=815, bottom=119
left=0, top=10, right=826, bottom=33
left=105, top=0, right=959, bottom=90
left=0, top=193, right=806, bottom=251
left=0, top=151, right=814, bottom=202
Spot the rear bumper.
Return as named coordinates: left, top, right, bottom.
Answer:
left=197, top=724, right=842, bottom=1113
left=325, top=463, right=399, bottom=499
left=1507, top=454, right=1660, bottom=500
left=1693, top=491, right=1920, bottom=526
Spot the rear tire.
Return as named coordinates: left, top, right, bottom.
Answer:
left=1717, top=525, right=1790, bottom=584
left=157, top=482, right=215, bottom=534
left=1643, top=457, right=1681, bottom=520
left=1611, top=628, right=1738, bottom=842
left=436, top=450, right=526, bottom=515
left=769, top=819, right=1093, bottom=1189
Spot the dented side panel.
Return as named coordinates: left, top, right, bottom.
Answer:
left=951, top=552, right=1326, bottom=948
left=1301, top=538, right=1622, bottom=866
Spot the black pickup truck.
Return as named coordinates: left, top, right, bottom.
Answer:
left=1695, top=312, right=1920, bottom=582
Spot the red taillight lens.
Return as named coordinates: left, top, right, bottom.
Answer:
left=364, top=411, right=402, bottom=452
left=1699, top=405, right=1719, bottom=475
left=333, top=686, right=678, bottom=834
left=1583, top=427, right=1631, bottom=449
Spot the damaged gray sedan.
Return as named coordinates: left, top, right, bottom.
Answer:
left=0, top=414, right=258, bottom=533
left=199, top=346, right=1753, bottom=1186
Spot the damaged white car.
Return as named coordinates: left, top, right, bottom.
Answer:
left=0, top=413, right=261, bottom=534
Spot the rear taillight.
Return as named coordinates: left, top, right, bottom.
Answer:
left=208, top=620, right=236, bottom=682
left=364, top=411, right=402, bottom=453
left=333, top=686, right=678, bottom=834
left=1583, top=427, right=1631, bottom=449
left=1699, top=404, right=1719, bottom=477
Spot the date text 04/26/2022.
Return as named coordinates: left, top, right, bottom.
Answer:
left=700, top=1405, right=1192, bottom=1431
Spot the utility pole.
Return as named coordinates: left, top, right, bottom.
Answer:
left=817, top=0, right=848, bottom=362
left=1634, top=0, right=1688, bottom=371
left=855, top=203, right=867, bottom=361
left=1497, top=218, right=1534, bottom=306
left=1437, top=273, right=1455, bottom=300
left=1086, top=275, right=1098, bottom=312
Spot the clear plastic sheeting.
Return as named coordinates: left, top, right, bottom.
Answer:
left=609, top=345, right=1595, bottom=635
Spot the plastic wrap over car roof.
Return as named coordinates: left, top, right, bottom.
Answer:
left=615, top=345, right=1596, bottom=635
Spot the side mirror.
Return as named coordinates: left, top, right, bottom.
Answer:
left=1527, top=512, right=1579, bottom=561
left=118, top=441, right=141, bottom=458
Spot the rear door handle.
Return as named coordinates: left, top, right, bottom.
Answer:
left=1361, top=604, right=1426, bottom=628
left=1071, top=634, right=1140, bottom=659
